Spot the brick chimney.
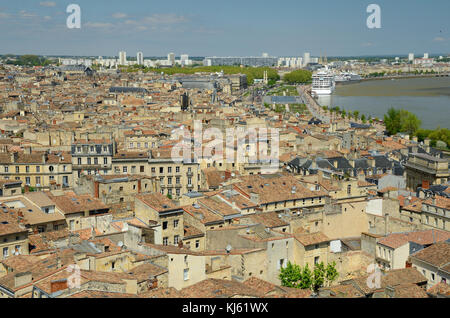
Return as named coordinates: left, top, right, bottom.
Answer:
left=94, top=181, right=99, bottom=198
left=50, top=279, right=68, bottom=294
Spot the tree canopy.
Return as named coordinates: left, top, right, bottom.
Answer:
left=384, top=107, right=421, bottom=136
left=6, top=55, right=52, bottom=66
left=123, top=65, right=280, bottom=85
left=279, top=261, right=339, bottom=292
left=283, top=69, right=312, bottom=84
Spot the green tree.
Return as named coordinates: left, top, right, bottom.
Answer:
left=283, top=69, right=312, bottom=84
left=361, top=114, right=366, bottom=123
left=400, top=110, right=421, bottom=136
left=384, top=108, right=421, bottom=136
left=341, top=110, right=346, bottom=119
left=353, top=110, right=360, bottom=120
left=279, top=262, right=302, bottom=288
left=279, top=262, right=339, bottom=291
left=312, top=262, right=325, bottom=292
left=384, top=108, right=402, bottom=135
left=325, top=262, right=339, bottom=287
left=299, top=264, right=313, bottom=289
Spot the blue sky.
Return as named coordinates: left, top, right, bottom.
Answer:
left=0, top=0, right=449, bottom=57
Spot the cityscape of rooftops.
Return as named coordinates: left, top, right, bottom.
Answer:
left=0, top=0, right=448, bottom=308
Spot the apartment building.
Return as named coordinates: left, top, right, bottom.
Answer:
left=71, top=138, right=115, bottom=182
left=409, top=242, right=450, bottom=289
left=124, top=129, right=159, bottom=151
left=0, top=205, right=29, bottom=261
left=0, top=150, right=72, bottom=190
left=135, top=193, right=184, bottom=246
left=405, top=153, right=449, bottom=191
left=77, top=174, right=158, bottom=206
left=233, top=174, right=329, bottom=214
left=421, top=196, right=449, bottom=231
left=112, top=151, right=149, bottom=175
left=148, top=149, right=201, bottom=200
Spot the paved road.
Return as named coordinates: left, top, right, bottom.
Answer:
left=297, top=85, right=330, bottom=123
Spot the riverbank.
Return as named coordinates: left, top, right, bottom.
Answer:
left=319, top=77, right=450, bottom=129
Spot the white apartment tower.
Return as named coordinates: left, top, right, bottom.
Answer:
left=303, top=52, right=311, bottom=67
left=119, top=51, right=127, bottom=66
left=137, top=52, right=144, bottom=65
left=168, top=52, right=175, bottom=66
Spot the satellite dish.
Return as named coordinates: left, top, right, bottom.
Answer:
left=118, top=241, right=124, bottom=248
left=226, top=244, right=232, bottom=253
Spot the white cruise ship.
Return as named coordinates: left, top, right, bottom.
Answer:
left=311, top=68, right=336, bottom=96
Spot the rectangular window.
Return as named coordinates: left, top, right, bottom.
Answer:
left=183, top=268, right=189, bottom=281
left=163, top=237, right=168, bottom=246
left=174, top=235, right=179, bottom=245
left=168, top=167, right=172, bottom=174
left=104, top=158, right=108, bottom=165
left=162, top=221, right=168, bottom=230
left=195, top=240, right=200, bottom=248
left=36, top=166, right=40, bottom=173
left=174, top=220, right=179, bottom=228
left=3, top=247, right=8, bottom=258
left=4, top=166, right=8, bottom=173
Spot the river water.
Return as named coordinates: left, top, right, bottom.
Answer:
left=316, top=77, right=450, bottom=129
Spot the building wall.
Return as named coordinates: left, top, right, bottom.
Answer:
left=167, top=253, right=206, bottom=290
left=0, top=233, right=29, bottom=261
left=411, top=258, right=449, bottom=289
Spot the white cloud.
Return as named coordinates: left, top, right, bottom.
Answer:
left=39, top=1, right=56, bottom=7
left=433, top=37, right=446, bottom=42
left=143, top=14, right=188, bottom=25
left=19, top=10, right=37, bottom=18
left=85, top=22, right=114, bottom=29
left=362, top=42, right=374, bottom=47
left=112, top=13, right=128, bottom=19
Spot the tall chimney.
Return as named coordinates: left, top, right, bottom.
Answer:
left=385, top=213, right=390, bottom=235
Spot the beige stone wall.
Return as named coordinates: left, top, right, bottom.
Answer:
left=167, top=253, right=206, bottom=290
left=328, top=250, right=374, bottom=283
